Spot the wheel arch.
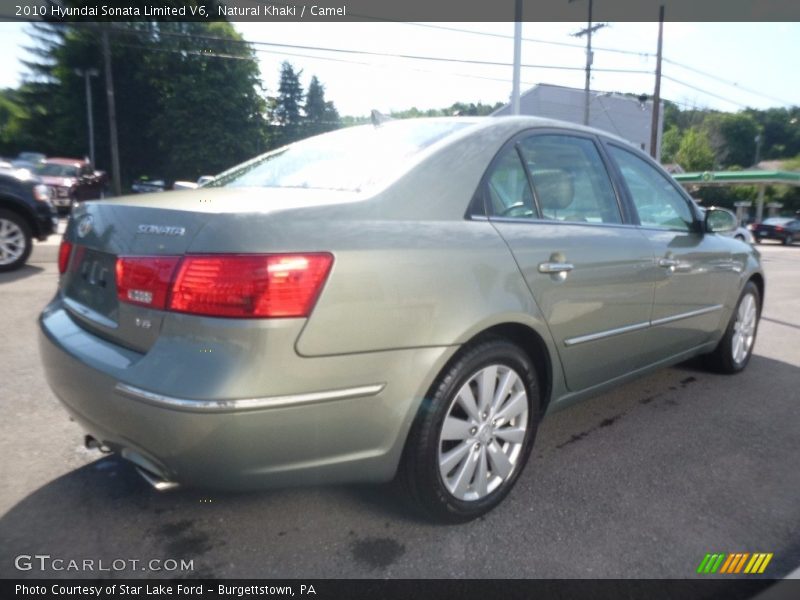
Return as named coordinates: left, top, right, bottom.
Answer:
left=0, top=195, right=39, bottom=237
left=748, top=272, right=765, bottom=309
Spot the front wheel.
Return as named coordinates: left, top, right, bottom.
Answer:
left=399, top=338, right=540, bottom=522
left=704, top=281, right=760, bottom=374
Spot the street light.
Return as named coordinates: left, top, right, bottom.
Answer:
left=74, top=68, right=99, bottom=166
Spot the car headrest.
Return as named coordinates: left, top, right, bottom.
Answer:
left=533, top=169, right=574, bottom=211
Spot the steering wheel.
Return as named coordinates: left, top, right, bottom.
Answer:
left=500, top=202, right=530, bottom=217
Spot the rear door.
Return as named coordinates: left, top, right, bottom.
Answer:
left=486, top=131, right=656, bottom=392
left=604, top=143, right=732, bottom=355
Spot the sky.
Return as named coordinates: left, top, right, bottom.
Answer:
left=0, top=21, right=798, bottom=116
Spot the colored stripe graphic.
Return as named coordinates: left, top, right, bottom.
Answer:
left=699, top=553, right=773, bottom=575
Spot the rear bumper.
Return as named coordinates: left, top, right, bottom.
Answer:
left=38, top=299, right=453, bottom=489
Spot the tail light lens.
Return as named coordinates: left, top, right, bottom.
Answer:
left=58, top=239, right=73, bottom=274
left=774, top=226, right=784, bottom=232
left=116, top=256, right=181, bottom=310
left=115, top=253, right=333, bottom=318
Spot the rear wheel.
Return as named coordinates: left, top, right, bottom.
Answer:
left=0, top=209, right=32, bottom=272
left=783, top=234, right=793, bottom=246
left=400, top=338, right=540, bottom=522
left=704, top=281, right=760, bottom=374
left=754, top=236, right=761, bottom=244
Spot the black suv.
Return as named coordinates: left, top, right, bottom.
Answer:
left=0, top=166, right=58, bottom=272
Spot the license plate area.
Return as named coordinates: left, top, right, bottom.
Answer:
left=63, top=247, right=119, bottom=324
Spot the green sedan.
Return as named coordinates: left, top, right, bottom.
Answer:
left=39, top=117, right=763, bottom=522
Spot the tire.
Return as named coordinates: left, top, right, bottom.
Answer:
left=754, top=236, right=761, bottom=244
left=783, top=234, right=793, bottom=246
left=0, top=209, right=33, bottom=272
left=704, top=281, right=760, bottom=374
left=734, top=234, right=744, bottom=241
left=399, top=338, right=541, bottom=523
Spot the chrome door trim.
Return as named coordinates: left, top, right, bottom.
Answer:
left=115, top=382, right=386, bottom=413
left=650, top=304, right=724, bottom=327
left=564, top=304, right=724, bottom=347
left=564, top=321, right=651, bottom=347
left=538, top=262, right=575, bottom=274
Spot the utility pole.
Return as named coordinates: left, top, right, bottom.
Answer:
left=75, top=68, right=99, bottom=166
left=571, top=0, right=606, bottom=126
left=649, top=4, right=665, bottom=159
left=101, top=28, right=122, bottom=196
left=511, top=0, right=523, bottom=115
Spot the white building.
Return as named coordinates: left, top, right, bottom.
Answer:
left=493, top=84, right=664, bottom=161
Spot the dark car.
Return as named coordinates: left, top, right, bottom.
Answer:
left=749, top=217, right=800, bottom=245
left=0, top=165, right=58, bottom=271
left=35, top=158, right=107, bottom=214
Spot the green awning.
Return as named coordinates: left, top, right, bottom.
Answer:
left=673, top=170, right=800, bottom=186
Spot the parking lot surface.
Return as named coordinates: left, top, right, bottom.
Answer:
left=1, top=241, right=798, bottom=579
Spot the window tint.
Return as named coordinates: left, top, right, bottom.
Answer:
left=608, top=145, right=694, bottom=231
left=518, top=135, right=621, bottom=224
left=486, top=148, right=535, bottom=218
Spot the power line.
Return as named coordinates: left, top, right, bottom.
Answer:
left=108, top=25, right=653, bottom=74
left=401, top=22, right=655, bottom=58
left=661, top=74, right=751, bottom=110
left=662, top=57, right=795, bottom=107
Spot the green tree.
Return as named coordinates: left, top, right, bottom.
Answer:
left=660, top=125, right=682, bottom=164
left=14, top=15, right=267, bottom=187
left=273, top=61, right=304, bottom=146
left=304, top=75, right=339, bottom=137
left=676, top=127, right=715, bottom=171
left=704, top=113, right=759, bottom=168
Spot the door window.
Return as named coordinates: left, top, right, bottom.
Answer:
left=518, top=135, right=622, bottom=224
left=608, top=145, right=695, bottom=231
left=485, top=148, right=536, bottom=219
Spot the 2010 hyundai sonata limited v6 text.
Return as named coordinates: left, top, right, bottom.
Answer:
left=39, top=117, right=764, bottom=522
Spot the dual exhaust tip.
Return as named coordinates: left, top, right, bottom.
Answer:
left=85, top=435, right=180, bottom=491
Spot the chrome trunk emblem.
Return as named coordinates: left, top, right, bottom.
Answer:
left=76, top=215, right=94, bottom=238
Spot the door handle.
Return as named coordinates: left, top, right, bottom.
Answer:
left=538, top=262, right=574, bottom=274
left=658, top=257, right=679, bottom=268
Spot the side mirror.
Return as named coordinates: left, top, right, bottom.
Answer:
left=705, top=207, right=737, bottom=233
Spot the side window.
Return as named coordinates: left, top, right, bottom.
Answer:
left=608, top=145, right=694, bottom=231
left=485, top=147, right=536, bottom=219
left=518, top=135, right=622, bottom=224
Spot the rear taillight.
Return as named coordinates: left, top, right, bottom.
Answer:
left=116, top=256, right=181, bottom=310
left=114, top=253, right=333, bottom=318
left=169, top=254, right=333, bottom=318
left=775, top=226, right=784, bottom=232
left=58, top=239, right=73, bottom=274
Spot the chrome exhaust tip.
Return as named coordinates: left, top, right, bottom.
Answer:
left=135, top=466, right=180, bottom=492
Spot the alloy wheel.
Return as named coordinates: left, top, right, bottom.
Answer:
left=732, top=292, right=757, bottom=365
left=0, top=218, right=26, bottom=266
left=438, top=364, right=528, bottom=501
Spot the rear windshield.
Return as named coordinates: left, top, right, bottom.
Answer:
left=762, top=218, right=792, bottom=225
left=208, top=120, right=471, bottom=192
left=36, top=163, right=79, bottom=177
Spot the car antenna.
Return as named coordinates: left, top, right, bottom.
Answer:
left=370, top=110, right=393, bottom=128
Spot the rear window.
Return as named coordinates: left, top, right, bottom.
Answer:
left=36, top=163, right=79, bottom=177
left=208, top=120, right=471, bottom=192
left=762, top=218, right=792, bottom=225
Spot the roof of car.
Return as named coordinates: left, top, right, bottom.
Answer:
left=44, top=157, right=87, bottom=166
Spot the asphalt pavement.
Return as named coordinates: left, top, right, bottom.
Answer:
left=1, top=240, right=798, bottom=579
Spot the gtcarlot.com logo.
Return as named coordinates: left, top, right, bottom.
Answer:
left=697, top=552, right=773, bottom=575
left=14, top=554, right=194, bottom=572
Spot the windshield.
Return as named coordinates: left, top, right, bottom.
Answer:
left=208, top=120, right=472, bottom=192
left=36, top=163, right=79, bottom=178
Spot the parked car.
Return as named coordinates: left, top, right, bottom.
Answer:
left=39, top=118, right=764, bottom=522
left=131, top=176, right=171, bottom=194
left=749, top=217, right=800, bottom=245
left=35, top=158, right=107, bottom=214
left=11, top=151, right=47, bottom=172
left=0, top=165, right=57, bottom=271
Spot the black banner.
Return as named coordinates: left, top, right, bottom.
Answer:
left=2, top=0, right=800, bottom=22
left=4, top=579, right=800, bottom=600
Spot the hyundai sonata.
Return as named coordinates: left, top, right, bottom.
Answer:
left=39, top=117, right=763, bottom=521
